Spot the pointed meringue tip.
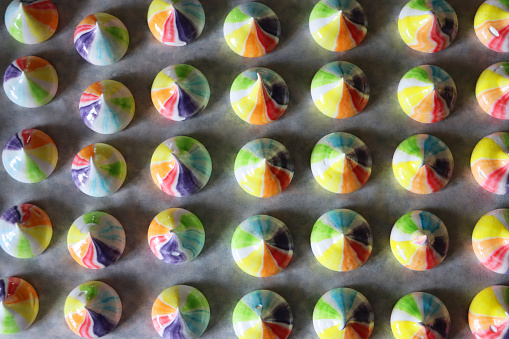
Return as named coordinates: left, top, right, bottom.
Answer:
left=412, top=232, right=428, bottom=246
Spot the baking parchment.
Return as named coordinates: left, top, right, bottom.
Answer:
left=2, top=0, right=509, bottom=338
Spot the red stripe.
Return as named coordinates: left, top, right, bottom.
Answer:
left=255, top=23, right=278, bottom=53
left=350, top=322, right=372, bottom=338
left=80, top=93, right=100, bottom=102
left=347, top=239, right=371, bottom=263
left=73, top=155, right=90, bottom=167
left=425, top=247, right=438, bottom=269
left=484, top=162, right=509, bottom=193
left=161, top=162, right=178, bottom=195
left=265, top=243, right=291, bottom=269
left=431, top=92, right=446, bottom=123
left=484, top=243, right=509, bottom=271
left=343, top=17, right=366, bottom=45
left=429, top=19, right=447, bottom=53
left=262, top=86, right=285, bottom=121
left=24, top=0, right=55, bottom=10
left=264, top=322, right=292, bottom=339
left=160, top=88, right=179, bottom=119
left=267, top=164, right=291, bottom=191
left=346, top=83, right=368, bottom=112
left=491, top=91, right=509, bottom=119
left=82, top=241, right=101, bottom=269
left=425, top=166, right=443, bottom=192
left=78, top=311, right=92, bottom=338
left=74, top=25, right=94, bottom=39
left=489, top=24, right=509, bottom=52
left=162, top=9, right=177, bottom=44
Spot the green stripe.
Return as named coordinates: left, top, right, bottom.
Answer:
left=98, top=161, right=125, bottom=178
left=15, top=235, right=33, bottom=258
left=233, top=301, right=259, bottom=323
left=104, top=26, right=129, bottom=47
left=503, top=287, right=509, bottom=309
left=500, top=0, right=509, bottom=9
left=0, top=309, right=19, bottom=334
left=311, top=70, right=340, bottom=89
left=311, top=144, right=340, bottom=164
left=395, top=213, right=419, bottom=234
left=179, top=213, right=203, bottom=231
left=83, top=211, right=104, bottom=225
left=234, top=150, right=260, bottom=170
left=499, top=132, right=509, bottom=150
left=25, top=155, right=46, bottom=182
left=395, top=294, right=422, bottom=321
left=403, top=67, right=431, bottom=83
left=8, top=13, right=24, bottom=43
left=175, top=64, right=194, bottom=80
left=181, top=290, right=208, bottom=312
left=109, top=97, right=134, bottom=112
left=310, top=2, right=337, bottom=21
left=311, top=220, right=342, bottom=243
left=26, top=77, right=49, bottom=105
left=398, top=136, right=422, bottom=158
left=175, top=136, right=196, bottom=154
left=232, top=229, right=260, bottom=249
left=225, top=7, right=251, bottom=23
left=313, top=298, right=342, bottom=320
left=408, top=0, right=430, bottom=11
left=232, top=75, right=257, bottom=91
left=80, top=283, right=98, bottom=303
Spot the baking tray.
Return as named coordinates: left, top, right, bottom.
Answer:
left=1, top=0, right=509, bottom=338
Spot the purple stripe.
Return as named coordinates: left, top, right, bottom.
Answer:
left=3, top=134, right=23, bottom=151
left=0, top=279, right=5, bottom=301
left=87, top=308, right=116, bottom=337
left=80, top=100, right=101, bottom=128
left=177, top=87, right=200, bottom=120
left=75, top=28, right=96, bottom=60
left=1, top=205, right=22, bottom=224
left=268, top=150, right=293, bottom=172
left=174, top=157, right=201, bottom=196
left=269, top=82, right=288, bottom=106
left=72, top=167, right=90, bottom=187
left=3, top=64, right=22, bottom=83
left=159, top=235, right=187, bottom=265
left=91, top=237, right=121, bottom=267
left=162, top=312, right=185, bottom=339
left=174, top=9, right=198, bottom=44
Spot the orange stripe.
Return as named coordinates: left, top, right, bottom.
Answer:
left=472, top=159, right=509, bottom=184
left=476, top=18, right=509, bottom=46
left=148, top=220, right=171, bottom=238
left=336, top=82, right=357, bottom=118
left=335, top=14, right=355, bottom=52
left=478, top=88, right=509, bottom=114
left=341, top=239, right=361, bottom=271
left=152, top=298, right=177, bottom=317
left=148, top=9, right=173, bottom=42
left=408, top=245, right=427, bottom=270
left=261, top=163, right=281, bottom=197
left=259, top=244, right=280, bottom=277
left=473, top=238, right=508, bottom=260
left=66, top=311, right=87, bottom=332
left=340, top=159, right=361, bottom=193
left=86, top=82, right=104, bottom=96
left=411, top=91, right=436, bottom=123
left=248, top=82, right=270, bottom=125
left=243, top=22, right=265, bottom=57
left=409, top=166, right=432, bottom=194
left=410, top=18, right=435, bottom=52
